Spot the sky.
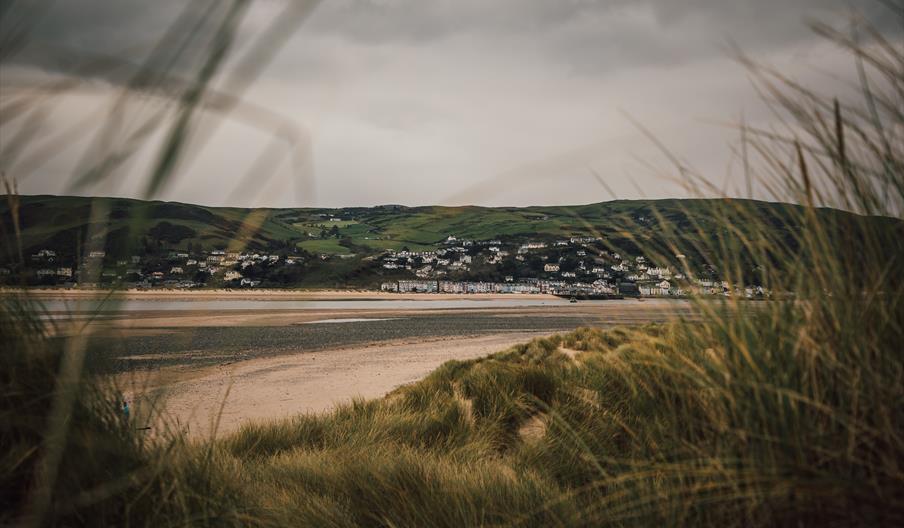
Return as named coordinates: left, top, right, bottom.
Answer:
left=0, top=0, right=897, bottom=208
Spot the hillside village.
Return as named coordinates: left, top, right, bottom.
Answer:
left=4, top=196, right=837, bottom=298
left=376, top=234, right=766, bottom=298
left=4, top=231, right=768, bottom=299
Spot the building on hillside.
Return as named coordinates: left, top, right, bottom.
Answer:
left=647, top=267, right=671, bottom=278
left=544, top=264, right=560, bottom=272
left=639, top=279, right=672, bottom=296
left=520, top=242, right=547, bottom=251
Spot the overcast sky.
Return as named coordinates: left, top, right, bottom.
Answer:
left=0, top=0, right=897, bottom=208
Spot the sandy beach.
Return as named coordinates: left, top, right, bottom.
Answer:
left=120, top=332, right=553, bottom=438
left=23, top=290, right=700, bottom=438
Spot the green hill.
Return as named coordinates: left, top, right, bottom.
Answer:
left=2, top=194, right=901, bottom=288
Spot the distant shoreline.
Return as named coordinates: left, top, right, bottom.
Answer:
left=0, top=287, right=561, bottom=302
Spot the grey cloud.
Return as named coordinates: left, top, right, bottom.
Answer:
left=3, top=1, right=894, bottom=77
left=2, top=0, right=900, bottom=207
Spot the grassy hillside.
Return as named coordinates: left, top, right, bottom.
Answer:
left=3, top=194, right=899, bottom=268
left=0, top=195, right=302, bottom=260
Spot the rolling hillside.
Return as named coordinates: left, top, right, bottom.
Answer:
left=1, top=194, right=901, bottom=288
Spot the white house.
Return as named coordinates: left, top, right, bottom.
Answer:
left=544, top=264, right=560, bottom=272
left=521, top=242, right=547, bottom=250
left=647, top=267, right=671, bottom=278
left=639, top=280, right=672, bottom=296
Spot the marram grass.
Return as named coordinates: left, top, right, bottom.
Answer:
left=3, top=308, right=902, bottom=526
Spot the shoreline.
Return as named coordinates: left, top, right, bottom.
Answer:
left=1, top=287, right=560, bottom=302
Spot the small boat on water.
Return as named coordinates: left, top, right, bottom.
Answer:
left=569, top=297, right=578, bottom=303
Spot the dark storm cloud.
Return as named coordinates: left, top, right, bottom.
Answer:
left=3, top=1, right=893, bottom=78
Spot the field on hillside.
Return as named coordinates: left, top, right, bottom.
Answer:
left=5, top=195, right=900, bottom=263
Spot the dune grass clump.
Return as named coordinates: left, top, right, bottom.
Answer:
left=0, top=298, right=260, bottom=527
